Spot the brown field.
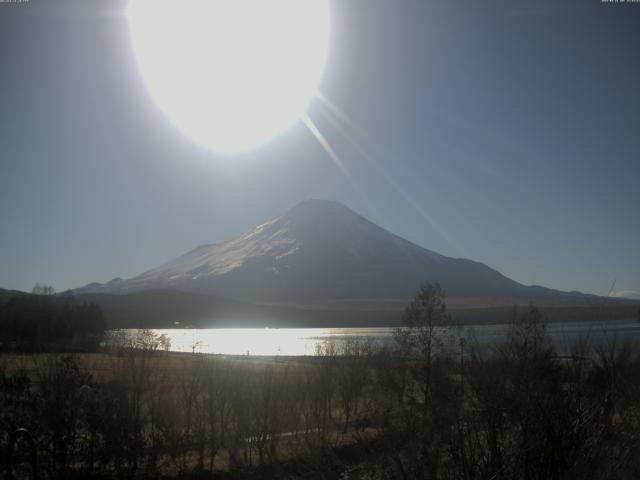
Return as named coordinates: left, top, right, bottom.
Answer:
left=3, top=308, right=640, bottom=479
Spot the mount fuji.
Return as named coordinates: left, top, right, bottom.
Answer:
left=76, top=199, right=587, bottom=307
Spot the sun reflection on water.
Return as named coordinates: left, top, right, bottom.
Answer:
left=141, top=327, right=391, bottom=356
left=106, top=320, right=640, bottom=357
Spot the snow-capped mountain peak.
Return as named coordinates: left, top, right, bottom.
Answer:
left=75, top=199, right=564, bottom=303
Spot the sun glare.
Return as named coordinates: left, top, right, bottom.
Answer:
left=127, top=0, right=330, bottom=155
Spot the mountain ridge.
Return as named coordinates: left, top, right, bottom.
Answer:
left=75, top=199, right=592, bottom=304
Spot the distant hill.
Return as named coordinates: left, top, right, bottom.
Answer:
left=0, top=288, right=29, bottom=303
left=75, top=289, right=402, bottom=329
left=1, top=287, right=636, bottom=329
left=76, top=199, right=600, bottom=306
left=76, top=289, right=639, bottom=329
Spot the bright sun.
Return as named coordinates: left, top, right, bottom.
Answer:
left=127, top=0, right=330, bottom=155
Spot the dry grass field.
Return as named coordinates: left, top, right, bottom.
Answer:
left=3, top=305, right=640, bottom=479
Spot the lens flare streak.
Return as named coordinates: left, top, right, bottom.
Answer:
left=314, top=92, right=466, bottom=255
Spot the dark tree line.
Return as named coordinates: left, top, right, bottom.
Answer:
left=2, top=283, right=640, bottom=479
left=371, top=283, right=640, bottom=480
left=0, top=285, right=105, bottom=350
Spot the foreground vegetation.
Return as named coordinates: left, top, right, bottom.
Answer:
left=2, top=284, right=640, bottom=479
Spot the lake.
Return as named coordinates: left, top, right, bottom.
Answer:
left=106, top=319, right=640, bottom=356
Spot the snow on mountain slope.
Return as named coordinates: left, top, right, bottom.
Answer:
left=76, top=199, right=575, bottom=303
left=132, top=216, right=299, bottom=285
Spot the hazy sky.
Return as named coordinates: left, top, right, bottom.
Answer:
left=1, top=0, right=639, bottom=297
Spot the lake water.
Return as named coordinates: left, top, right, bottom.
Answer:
left=107, top=319, right=640, bottom=356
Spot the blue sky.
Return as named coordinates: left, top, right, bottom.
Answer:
left=0, top=0, right=639, bottom=297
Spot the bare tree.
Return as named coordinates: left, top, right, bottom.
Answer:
left=32, top=283, right=55, bottom=296
left=394, top=282, right=451, bottom=416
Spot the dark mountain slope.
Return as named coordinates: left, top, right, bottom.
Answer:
left=77, top=199, right=593, bottom=305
